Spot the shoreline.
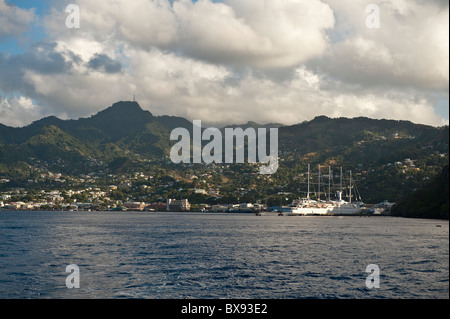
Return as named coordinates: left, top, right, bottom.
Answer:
left=1, top=209, right=448, bottom=221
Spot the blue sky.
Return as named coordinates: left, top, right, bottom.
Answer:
left=436, top=99, right=450, bottom=119
left=6, top=0, right=48, bottom=13
left=1, top=0, right=48, bottom=54
left=0, top=0, right=448, bottom=127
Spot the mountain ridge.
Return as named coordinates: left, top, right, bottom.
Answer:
left=4, top=100, right=447, bottom=130
left=0, top=101, right=448, bottom=204
left=1, top=100, right=448, bottom=161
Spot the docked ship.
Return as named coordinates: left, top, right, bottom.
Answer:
left=285, top=164, right=364, bottom=216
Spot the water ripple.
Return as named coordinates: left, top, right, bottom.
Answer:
left=0, top=212, right=448, bottom=299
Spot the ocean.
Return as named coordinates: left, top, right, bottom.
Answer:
left=0, top=211, right=448, bottom=299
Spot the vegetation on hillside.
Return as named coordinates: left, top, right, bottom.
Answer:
left=0, top=101, right=448, bottom=213
left=391, top=165, right=449, bottom=219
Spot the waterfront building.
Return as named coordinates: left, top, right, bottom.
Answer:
left=166, top=199, right=191, bottom=211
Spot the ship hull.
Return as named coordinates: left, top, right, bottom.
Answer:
left=288, top=205, right=362, bottom=216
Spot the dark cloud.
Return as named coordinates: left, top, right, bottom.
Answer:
left=20, top=42, right=74, bottom=73
left=0, top=42, right=77, bottom=93
left=87, top=53, right=122, bottom=74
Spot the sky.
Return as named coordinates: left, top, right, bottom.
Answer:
left=0, top=0, right=448, bottom=127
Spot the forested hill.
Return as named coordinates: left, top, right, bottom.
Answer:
left=0, top=101, right=448, bottom=204
left=391, top=165, right=449, bottom=220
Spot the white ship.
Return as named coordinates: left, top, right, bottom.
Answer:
left=286, top=164, right=363, bottom=216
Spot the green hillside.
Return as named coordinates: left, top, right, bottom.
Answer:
left=391, top=165, right=449, bottom=219
left=0, top=101, right=448, bottom=206
left=0, top=101, right=172, bottom=172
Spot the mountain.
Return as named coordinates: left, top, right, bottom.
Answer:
left=279, top=115, right=445, bottom=158
left=0, top=101, right=179, bottom=172
left=0, top=101, right=448, bottom=204
left=391, top=165, right=449, bottom=219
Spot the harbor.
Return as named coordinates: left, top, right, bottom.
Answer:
left=0, top=164, right=396, bottom=216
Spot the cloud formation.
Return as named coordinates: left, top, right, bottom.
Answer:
left=0, top=0, right=35, bottom=39
left=0, top=0, right=448, bottom=127
left=320, top=0, right=449, bottom=91
left=87, top=53, right=122, bottom=74
left=0, top=96, right=40, bottom=127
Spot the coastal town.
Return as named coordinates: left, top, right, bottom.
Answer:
left=0, top=112, right=447, bottom=216
left=0, top=166, right=270, bottom=212
left=0, top=154, right=441, bottom=214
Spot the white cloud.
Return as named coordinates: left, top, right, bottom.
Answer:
left=0, top=0, right=35, bottom=39
left=45, top=0, right=335, bottom=69
left=0, top=0, right=448, bottom=128
left=321, top=0, right=449, bottom=91
left=0, top=96, right=41, bottom=127
left=173, top=0, right=335, bottom=68
left=177, top=66, right=446, bottom=127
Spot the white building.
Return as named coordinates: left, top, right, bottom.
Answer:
left=166, top=199, right=191, bottom=211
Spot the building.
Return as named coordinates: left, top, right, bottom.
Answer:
left=238, top=203, right=254, bottom=212
left=166, top=199, right=191, bottom=211
left=194, top=189, right=207, bottom=195
left=211, top=204, right=229, bottom=212
left=146, top=202, right=167, bottom=211
left=123, top=201, right=147, bottom=211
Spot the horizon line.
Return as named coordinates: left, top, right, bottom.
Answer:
left=1, top=100, right=449, bottom=129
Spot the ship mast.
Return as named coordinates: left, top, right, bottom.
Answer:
left=349, top=170, right=353, bottom=203
left=328, top=166, right=331, bottom=201
left=307, top=164, right=310, bottom=199
left=318, top=164, right=321, bottom=201
left=336, top=166, right=343, bottom=202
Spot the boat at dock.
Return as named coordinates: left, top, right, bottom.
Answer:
left=284, top=164, right=364, bottom=216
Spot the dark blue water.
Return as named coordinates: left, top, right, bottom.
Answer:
left=0, top=212, right=448, bottom=299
